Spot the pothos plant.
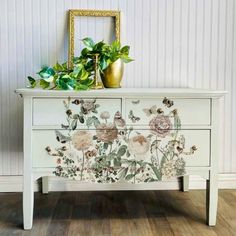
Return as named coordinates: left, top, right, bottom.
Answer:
left=75, top=37, right=133, bottom=72
left=27, top=58, right=93, bottom=91
left=27, top=37, right=133, bottom=90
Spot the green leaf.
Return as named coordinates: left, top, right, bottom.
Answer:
left=125, top=174, right=135, bottom=181
left=82, top=37, right=95, bottom=50
left=126, top=150, right=131, bottom=157
left=174, top=115, right=181, bottom=130
left=111, top=40, right=121, bottom=51
left=56, top=75, right=75, bottom=90
left=81, top=48, right=91, bottom=57
left=120, top=45, right=130, bottom=55
left=92, top=116, right=100, bottom=127
left=62, top=62, right=68, bottom=70
left=103, top=143, right=109, bottom=150
left=27, top=76, right=36, bottom=88
left=93, top=41, right=105, bottom=52
left=149, top=165, right=162, bottom=180
left=53, top=62, right=64, bottom=72
left=39, top=79, right=50, bottom=89
left=80, top=78, right=94, bottom=86
left=120, top=55, right=133, bottom=63
left=86, top=117, right=94, bottom=127
left=38, top=67, right=55, bottom=80
left=71, top=119, right=77, bottom=130
left=75, top=83, right=89, bottom=91
left=78, top=115, right=85, bottom=123
left=118, top=167, right=128, bottom=179
left=100, top=56, right=108, bottom=70
left=160, top=156, right=166, bottom=168
left=78, top=68, right=89, bottom=80
left=117, top=145, right=127, bottom=157
left=84, top=60, right=94, bottom=72
left=114, top=158, right=121, bottom=167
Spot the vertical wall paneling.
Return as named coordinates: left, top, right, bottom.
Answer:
left=0, top=0, right=235, bottom=175
left=1, top=0, right=10, bottom=175
left=232, top=0, right=236, bottom=172
left=157, top=0, right=166, bottom=87
left=165, top=0, right=174, bottom=87
left=172, top=0, right=180, bottom=87
left=224, top=0, right=234, bottom=172
left=180, top=0, right=189, bottom=86
left=149, top=0, right=158, bottom=88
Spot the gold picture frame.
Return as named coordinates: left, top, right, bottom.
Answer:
left=68, top=9, right=121, bottom=68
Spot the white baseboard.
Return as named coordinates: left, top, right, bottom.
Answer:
left=0, top=174, right=236, bottom=192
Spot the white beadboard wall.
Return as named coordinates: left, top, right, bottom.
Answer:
left=0, top=0, right=235, bottom=177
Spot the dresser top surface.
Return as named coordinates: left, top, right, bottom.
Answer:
left=15, top=87, right=227, bottom=98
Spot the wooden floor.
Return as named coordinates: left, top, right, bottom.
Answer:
left=0, top=190, right=236, bottom=236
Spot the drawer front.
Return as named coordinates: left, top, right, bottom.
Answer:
left=32, top=129, right=210, bottom=178
left=33, top=98, right=122, bottom=127
left=125, top=98, right=211, bottom=126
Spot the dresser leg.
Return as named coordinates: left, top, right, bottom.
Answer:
left=42, top=176, right=49, bottom=194
left=23, top=173, right=34, bottom=230
left=23, top=97, right=34, bottom=230
left=181, top=175, right=189, bottom=192
left=206, top=172, right=218, bottom=226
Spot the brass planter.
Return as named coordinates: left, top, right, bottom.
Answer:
left=101, top=59, right=124, bottom=88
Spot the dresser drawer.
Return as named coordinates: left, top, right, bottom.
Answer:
left=33, top=98, right=121, bottom=127
left=125, top=98, right=211, bottom=126
left=32, top=129, right=210, bottom=168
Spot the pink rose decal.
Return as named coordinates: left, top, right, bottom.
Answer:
left=149, top=115, right=172, bottom=138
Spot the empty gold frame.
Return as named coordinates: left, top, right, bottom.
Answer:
left=68, top=9, right=121, bottom=67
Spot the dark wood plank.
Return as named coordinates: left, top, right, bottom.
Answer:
left=0, top=190, right=236, bottom=236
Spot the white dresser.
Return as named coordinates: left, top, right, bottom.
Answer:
left=16, top=88, right=226, bottom=230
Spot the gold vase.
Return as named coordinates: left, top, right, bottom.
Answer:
left=91, top=53, right=104, bottom=90
left=101, top=59, right=124, bottom=88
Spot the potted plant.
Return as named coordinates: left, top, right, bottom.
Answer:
left=27, top=38, right=133, bottom=90
left=77, top=37, right=133, bottom=88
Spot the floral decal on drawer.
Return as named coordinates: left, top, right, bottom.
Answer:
left=45, top=97, right=197, bottom=183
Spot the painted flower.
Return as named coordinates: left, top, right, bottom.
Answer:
left=128, top=135, right=150, bottom=161
left=100, top=111, right=110, bottom=120
left=85, top=149, right=97, bottom=159
left=72, top=130, right=93, bottom=151
left=96, top=123, right=118, bottom=143
left=161, top=160, right=176, bottom=179
left=114, top=111, right=126, bottom=127
left=175, top=158, right=185, bottom=176
left=149, top=115, right=172, bottom=138
left=80, top=99, right=96, bottom=114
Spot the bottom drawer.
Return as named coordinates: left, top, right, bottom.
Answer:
left=32, top=129, right=210, bottom=182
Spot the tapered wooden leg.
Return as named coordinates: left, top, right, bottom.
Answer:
left=42, top=177, right=49, bottom=194
left=23, top=97, right=34, bottom=230
left=23, top=172, right=34, bottom=230
left=181, top=175, right=189, bottom=192
left=206, top=172, right=218, bottom=226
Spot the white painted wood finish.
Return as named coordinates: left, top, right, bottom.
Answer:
left=32, top=129, right=210, bottom=168
left=125, top=98, right=211, bottom=126
left=23, top=97, right=34, bottom=230
left=16, top=88, right=225, bottom=228
left=0, top=0, right=235, bottom=180
left=182, top=175, right=190, bottom=192
left=33, top=98, right=121, bottom=126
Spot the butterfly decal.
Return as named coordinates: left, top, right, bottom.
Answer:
left=114, top=111, right=126, bottom=127
left=55, top=130, right=71, bottom=143
left=128, top=110, right=140, bottom=123
left=163, top=97, right=174, bottom=108
left=142, top=105, right=157, bottom=116
left=132, top=100, right=140, bottom=105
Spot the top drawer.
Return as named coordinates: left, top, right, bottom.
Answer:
left=125, top=98, right=211, bottom=126
left=33, top=98, right=122, bottom=127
